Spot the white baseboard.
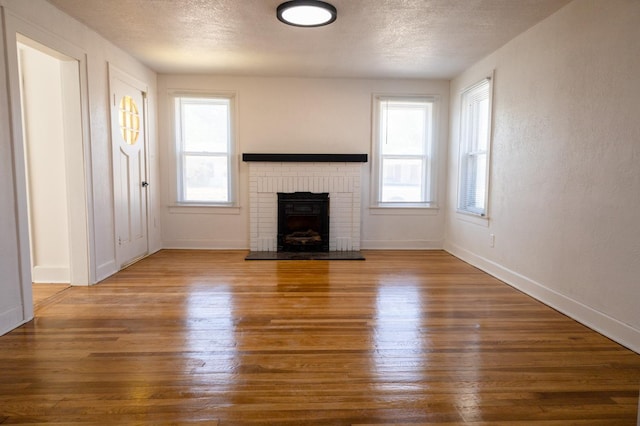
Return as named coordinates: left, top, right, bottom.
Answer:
left=92, top=248, right=163, bottom=284
left=148, top=246, right=162, bottom=256
left=444, top=242, right=640, bottom=354
left=162, top=240, right=249, bottom=250
left=95, top=259, right=117, bottom=283
left=0, top=305, right=28, bottom=337
left=32, top=266, right=70, bottom=283
left=165, top=239, right=444, bottom=251
left=361, top=239, right=444, bottom=250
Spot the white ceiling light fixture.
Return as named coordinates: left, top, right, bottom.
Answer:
left=277, top=0, right=337, bottom=27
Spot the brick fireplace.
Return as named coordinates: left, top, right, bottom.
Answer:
left=244, top=154, right=366, bottom=252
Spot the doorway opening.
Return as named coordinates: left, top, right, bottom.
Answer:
left=17, top=36, right=86, bottom=299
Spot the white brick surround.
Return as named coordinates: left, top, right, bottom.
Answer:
left=248, top=162, right=363, bottom=252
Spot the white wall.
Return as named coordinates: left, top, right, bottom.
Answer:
left=19, top=43, right=71, bottom=283
left=0, top=0, right=159, bottom=334
left=0, top=4, right=25, bottom=335
left=158, top=75, right=449, bottom=249
left=446, top=0, right=640, bottom=352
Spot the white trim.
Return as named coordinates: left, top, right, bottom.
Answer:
left=95, top=248, right=160, bottom=284
left=361, top=239, right=444, bottom=250
left=169, top=90, right=239, bottom=207
left=457, top=72, right=494, bottom=217
left=0, top=306, right=28, bottom=337
left=95, top=259, right=117, bottom=283
left=455, top=210, right=490, bottom=227
left=444, top=242, right=640, bottom=354
left=459, top=76, right=493, bottom=96
left=371, top=94, right=440, bottom=210
left=168, top=205, right=241, bottom=215
left=169, top=89, right=237, bottom=99
left=162, top=240, right=248, bottom=250
left=369, top=206, right=439, bottom=216
left=12, top=21, right=94, bottom=285
left=108, top=63, right=149, bottom=94
left=32, top=266, right=70, bottom=283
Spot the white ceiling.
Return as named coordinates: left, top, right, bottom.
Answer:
left=46, top=0, right=571, bottom=79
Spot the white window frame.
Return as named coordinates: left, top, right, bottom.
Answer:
left=457, top=75, right=493, bottom=218
left=171, top=91, right=238, bottom=209
left=371, top=94, right=439, bottom=209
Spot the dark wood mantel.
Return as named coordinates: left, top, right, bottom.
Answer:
left=242, top=153, right=368, bottom=163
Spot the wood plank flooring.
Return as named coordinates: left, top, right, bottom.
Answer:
left=31, top=284, right=71, bottom=309
left=1, top=250, right=639, bottom=425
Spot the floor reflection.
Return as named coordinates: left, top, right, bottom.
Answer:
left=185, top=284, right=238, bottom=402
left=374, top=277, right=424, bottom=390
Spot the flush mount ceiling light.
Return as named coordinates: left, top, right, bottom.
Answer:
left=277, top=0, right=337, bottom=27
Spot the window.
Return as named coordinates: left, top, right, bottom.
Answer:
left=458, top=78, right=492, bottom=216
left=174, top=95, right=235, bottom=205
left=372, top=96, right=437, bottom=207
left=118, top=95, right=140, bottom=145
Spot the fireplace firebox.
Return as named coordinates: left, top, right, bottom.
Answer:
left=277, top=192, right=329, bottom=252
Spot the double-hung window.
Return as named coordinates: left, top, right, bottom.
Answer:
left=373, top=95, right=437, bottom=207
left=458, top=78, right=492, bottom=216
left=174, top=94, right=235, bottom=205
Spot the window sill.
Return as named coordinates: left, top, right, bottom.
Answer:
left=169, top=204, right=240, bottom=215
left=456, top=210, right=489, bottom=227
left=369, top=205, right=439, bottom=216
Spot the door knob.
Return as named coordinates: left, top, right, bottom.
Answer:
left=141, top=181, right=149, bottom=187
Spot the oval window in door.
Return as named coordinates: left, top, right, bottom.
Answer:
left=118, top=95, right=140, bottom=145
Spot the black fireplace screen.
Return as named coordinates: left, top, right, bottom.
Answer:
left=277, top=192, right=329, bottom=252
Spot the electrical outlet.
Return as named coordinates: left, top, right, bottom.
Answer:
left=489, top=234, right=495, bottom=248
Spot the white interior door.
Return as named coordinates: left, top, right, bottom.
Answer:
left=110, top=68, right=148, bottom=268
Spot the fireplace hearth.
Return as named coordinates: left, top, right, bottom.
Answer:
left=278, top=192, right=329, bottom=252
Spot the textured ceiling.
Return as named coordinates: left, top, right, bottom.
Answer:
left=46, top=0, right=571, bottom=79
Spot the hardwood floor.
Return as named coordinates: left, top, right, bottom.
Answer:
left=31, top=284, right=71, bottom=309
left=1, top=250, right=639, bottom=425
